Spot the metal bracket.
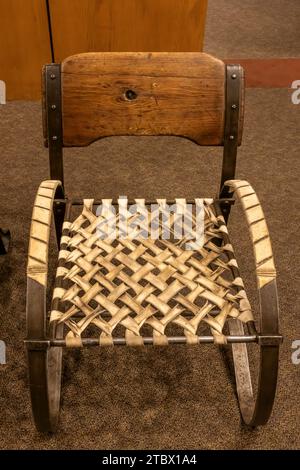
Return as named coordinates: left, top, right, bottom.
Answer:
left=222, top=64, right=242, bottom=183
left=217, top=198, right=235, bottom=206
left=24, top=339, right=51, bottom=351
left=220, top=64, right=243, bottom=222
left=45, top=63, right=64, bottom=184
left=257, top=335, right=283, bottom=346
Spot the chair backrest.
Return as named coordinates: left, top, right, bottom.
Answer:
left=42, top=52, right=244, bottom=189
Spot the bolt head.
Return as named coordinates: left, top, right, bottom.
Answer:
left=52, top=135, right=58, bottom=141
left=229, top=135, right=235, bottom=140
left=231, top=73, right=237, bottom=79
left=51, top=104, right=57, bottom=110
left=231, top=104, right=237, bottom=109
left=50, top=73, right=56, bottom=79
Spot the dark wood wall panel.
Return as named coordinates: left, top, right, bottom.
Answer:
left=49, top=0, right=208, bottom=61
left=0, top=0, right=52, bottom=100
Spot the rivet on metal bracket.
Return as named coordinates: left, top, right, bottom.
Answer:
left=52, top=135, right=58, bottom=141
left=231, top=73, right=237, bottom=79
left=50, top=74, right=56, bottom=80
left=229, top=135, right=235, bottom=140
left=51, top=104, right=57, bottom=110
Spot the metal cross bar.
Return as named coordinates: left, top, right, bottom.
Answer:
left=25, top=334, right=259, bottom=350
left=54, top=198, right=236, bottom=206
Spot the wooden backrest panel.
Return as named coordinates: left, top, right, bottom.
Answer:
left=61, top=52, right=226, bottom=146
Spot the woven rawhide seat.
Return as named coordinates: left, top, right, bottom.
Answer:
left=26, top=52, right=282, bottom=432
left=50, top=198, right=252, bottom=347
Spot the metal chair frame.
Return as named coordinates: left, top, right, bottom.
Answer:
left=25, top=53, right=282, bottom=432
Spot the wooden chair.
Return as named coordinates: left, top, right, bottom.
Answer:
left=25, top=52, right=282, bottom=432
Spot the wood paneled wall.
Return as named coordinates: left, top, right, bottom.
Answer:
left=49, top=0, right=208, bottom=61
left=0, top=0, right=207, bottom=100
left=0, top=0, right=52, bottom=100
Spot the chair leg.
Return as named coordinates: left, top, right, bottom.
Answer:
left=26, top=180, right=65, bottom=431
left=219, top=180, right=281, bottom=426
left=229, top=318, right=280, bottom=427
left=27, top=346, right=62, bottom=432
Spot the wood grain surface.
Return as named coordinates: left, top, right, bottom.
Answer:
left=49, top=0, right=208, bottom=60
left=61, top=52, right=225, bottom=146
left=0, top=0, right=52, bottom=100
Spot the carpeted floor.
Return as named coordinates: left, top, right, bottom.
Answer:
left=0, top=0, right=300, bottom=451
left=204, top=0, right=300, bottom=58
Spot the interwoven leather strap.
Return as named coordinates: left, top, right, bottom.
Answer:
left=50, top=198, right=253, bottom=347
left=27, top=180, right=62, bottom=286
left=225, top=179, right=276, bottom=288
